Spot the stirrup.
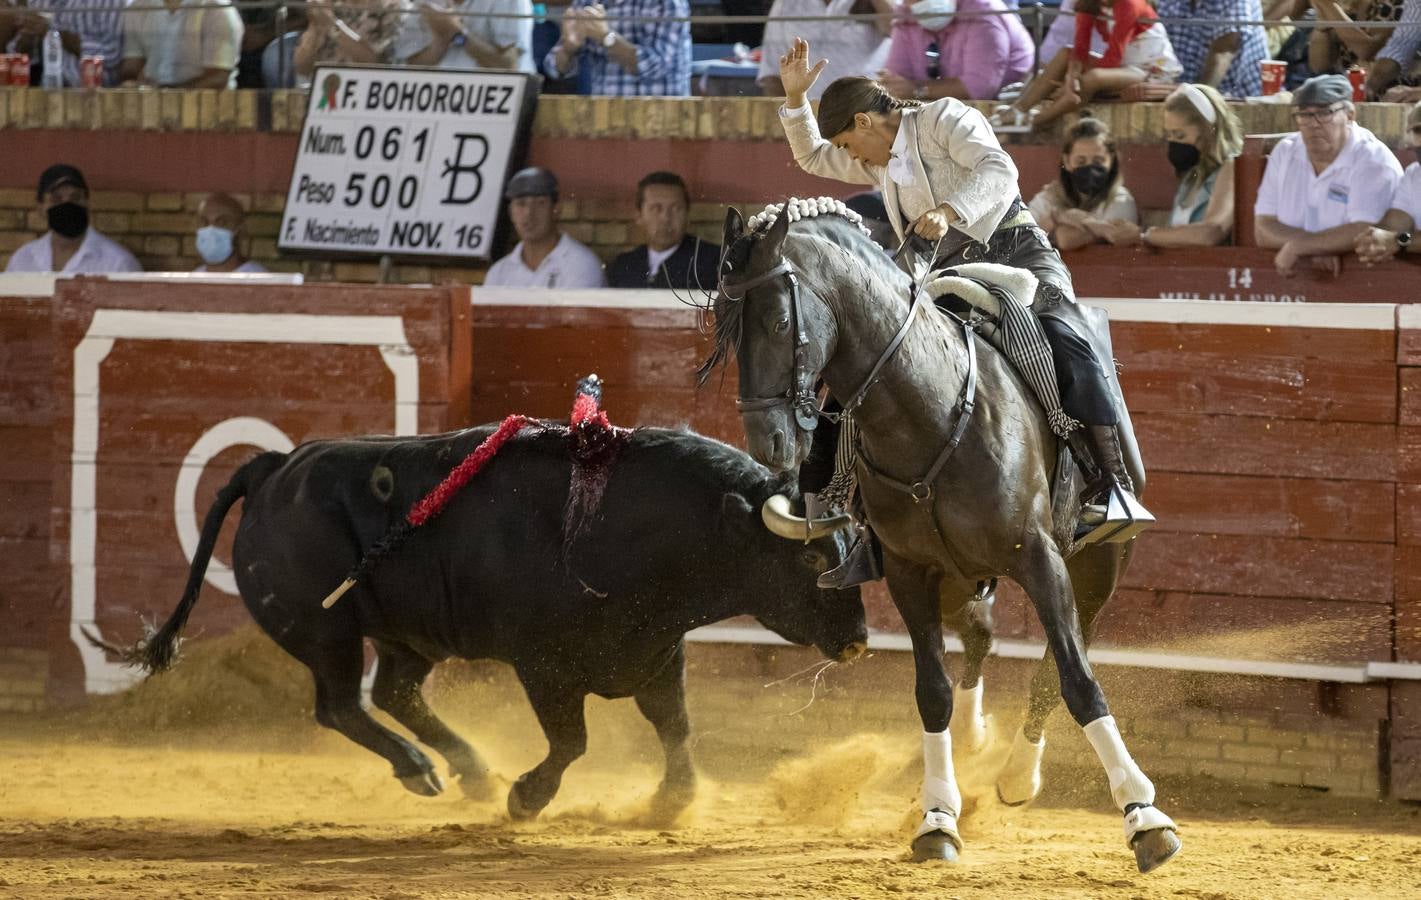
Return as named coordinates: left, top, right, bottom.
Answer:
left=817, top=527, right=881, bottom=590
left=1076, top=482, right=1154, bottom=545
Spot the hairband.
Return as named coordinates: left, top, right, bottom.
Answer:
left=1173, top=83, right=1217, bottom=125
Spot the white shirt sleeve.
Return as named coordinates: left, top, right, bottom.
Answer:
left=1393, top=164, right=1421, bottom=226
left=1102, top=185, right=1139, bottom=224
left=561, top=240, right=607, bottom=288
left=778, top=101, right=882, bottom=187
left=3, top=238, right=43, bottom=272
left=1344, top=147, right=1404, bottom=225
left=392, top=9, right=435, bottom=63
left=201, top=5, right=243, bottom=70
left=1027, top=186, right=1057, bottom=232
left=1253, top=138, right=1289, bottom=219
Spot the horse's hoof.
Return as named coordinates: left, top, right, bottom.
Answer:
left=1131, top=828, right=1181, bottom=873
left=910, top=831, right=960, bottom=863
left=398, top=770, right=444, bottom=797
left=507, top=783, right=539, bottom=822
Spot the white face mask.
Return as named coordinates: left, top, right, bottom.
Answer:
left=911, top=0, right=957, bottom=30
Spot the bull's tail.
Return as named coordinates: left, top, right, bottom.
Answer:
left=85, top=451, right=287, bottom=675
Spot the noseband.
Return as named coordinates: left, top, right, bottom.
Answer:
left=719, top=259, right=927, bottom=433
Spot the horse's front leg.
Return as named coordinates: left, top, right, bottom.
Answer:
left=1011, top=528, right=1181, bottom=874
left=885, top=554, right=975, bottom=863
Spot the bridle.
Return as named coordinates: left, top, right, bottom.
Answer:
left=719, top=258, right=926, bottom=434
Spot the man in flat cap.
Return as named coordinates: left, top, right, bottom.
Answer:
left=5, top=164, right=142, bottom=274
left=484, top=167, right=606, bottom=288
left=1254, top=74, right=1403, bottom=277
left=1356, top=101, right=1421, bottom=265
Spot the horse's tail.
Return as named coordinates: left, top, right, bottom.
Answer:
left=84, top=451, right=287, bottom=675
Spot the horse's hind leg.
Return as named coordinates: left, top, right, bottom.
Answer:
left=949, top=587, right=994, bottom=754
left=1011, top=531, right=1180, bottom=873
left=886, top=554, right=975, bottom=863
left=370, top=640, right=495, bottom=800
left=998, top=544, right=1121, bottom=805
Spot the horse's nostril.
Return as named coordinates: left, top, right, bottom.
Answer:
left=771, top=431, right=785, bottom=462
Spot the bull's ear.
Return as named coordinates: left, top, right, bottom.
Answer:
left=722, top=207, right=745, bottom=248
left=761, top=204, right=791, bottom=259
left=720, top=492, right=756, bottom=542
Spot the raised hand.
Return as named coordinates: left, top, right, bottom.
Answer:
left=779, top=37, right=827, bottom=107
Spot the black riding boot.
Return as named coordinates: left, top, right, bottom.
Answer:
left=1077, top=424, right=1154, bottom=544
left=817, top=524, right=883, bottom=590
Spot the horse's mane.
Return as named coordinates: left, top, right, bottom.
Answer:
left=696, top=197, right=900, bottom=384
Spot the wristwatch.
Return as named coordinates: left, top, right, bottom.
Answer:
left=602, top=30, right=618, bottom=49
left=451, top=31, right=468, bottom=48
left=1399, top=230, right=1413, bottom=249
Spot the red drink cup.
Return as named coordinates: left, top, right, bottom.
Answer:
left=80, top=56, right=104, bottom=88
left=1260, top=59, right=1286, bottom=96
left=1348, top=66, right=1366, bottom=101
left=9, top=54, right=30, bottom=87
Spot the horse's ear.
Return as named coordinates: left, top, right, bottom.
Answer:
left=722, top=207, right=745, bottom=248
left=761, top=205, right=791, bottom=258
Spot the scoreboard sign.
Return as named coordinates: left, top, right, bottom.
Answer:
left=280, top=66, right=539, bottom=261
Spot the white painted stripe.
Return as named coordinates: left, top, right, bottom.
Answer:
left=0, top=273, right=59, bottom=297
left=103, top=272, right=304, bottom=286
left=469, top=289, right=1397, bottom=331
left=86, top=310, right=412, bottom=345
left=1397, top=306, right=1421, bottom=331
left=1088, top=299, right=1396, bottom=330
left=684, top=624, right=1409, bottom=683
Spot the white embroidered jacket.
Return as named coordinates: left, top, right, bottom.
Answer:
left=779, top=98, right=1019, bottom=245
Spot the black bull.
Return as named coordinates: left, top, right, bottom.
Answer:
left=108, top=425, right=867, bottom=821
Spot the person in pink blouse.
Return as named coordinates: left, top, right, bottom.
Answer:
left=875, top=0, right=1035, bottom=101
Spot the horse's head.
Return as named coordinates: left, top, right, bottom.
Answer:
left=709, top=205, right=839, bottom=474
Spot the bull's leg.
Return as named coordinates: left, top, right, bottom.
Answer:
left=306, top=635, right=444, bottom=797
left=370, top=641, right=495, bottom=800
left=1011, top=530, right=1180, bottom=873
left=885, top=554, right=970, bottom=863
left=998, top=543, right=1123, bottom=805
left=508, top=680, right=588, bottom=821
left=632, top=642, right=696, bottom=823
left=950, top=588, right=994, bottom=754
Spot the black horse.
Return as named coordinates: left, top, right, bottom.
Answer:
left=706, top=200, right=1180, bottom=873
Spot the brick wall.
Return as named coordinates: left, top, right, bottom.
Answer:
left=0, top=188, right=758, bottom=283
left=0, top=648, right=48, bottom=712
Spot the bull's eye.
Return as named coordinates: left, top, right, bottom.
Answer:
left=800, top=549, right=824, bottom=569
left=774, top=316, right=790, bottom=335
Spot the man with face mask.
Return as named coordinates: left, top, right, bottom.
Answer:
left=877, top=0, right=1035, bottom=103
left=5, top=164, right=141, bottom=274
left=192, top=193, right=267, bottom=274
left=1253, top=74, right=1403, bottom=277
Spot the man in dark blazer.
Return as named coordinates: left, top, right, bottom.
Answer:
left=608, top=171, right=722, bottom=290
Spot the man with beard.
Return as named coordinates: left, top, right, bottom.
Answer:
left=5, top=165, right=141, bottom=274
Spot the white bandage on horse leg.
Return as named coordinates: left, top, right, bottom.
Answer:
left=1122, top=802, right=1179, bottom=847
left=996, top=727, right=1046, bottom=805
left=917, top=730, right=963, bottom=845
left=949, top=679, right=987, bottom=752
left=1083, top=715, right=1155, bottom=811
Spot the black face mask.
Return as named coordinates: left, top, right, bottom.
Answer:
left=47, top=202, right=89, bottom=239
left=1068, top=163, right=1111, bottom=197
left=1167, top=141, right=1201, bottom=175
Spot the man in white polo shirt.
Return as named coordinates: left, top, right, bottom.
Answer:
left=485, top=167, right=605, bottom=288
left=1356, top=101, right=1421, bottom=265
left=1254, top=74, right=1403, bottom=276
left=5, top=164, right=142, bottom=274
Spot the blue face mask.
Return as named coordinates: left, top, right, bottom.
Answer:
left=196, top=225, right=235, bottom=265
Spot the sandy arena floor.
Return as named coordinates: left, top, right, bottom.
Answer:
left=2, top=630, right=1418, bottom=899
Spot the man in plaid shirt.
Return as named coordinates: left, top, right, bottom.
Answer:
left=544, top=0, right=691, bottom=95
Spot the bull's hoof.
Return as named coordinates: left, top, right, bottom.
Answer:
left=647, top=782, right=695, bottom=826
left=398, top=770, right=445, bottom=797
left=910, top=831, right=960, bottom=864
left=1131, top=828, right=1181, bottom=873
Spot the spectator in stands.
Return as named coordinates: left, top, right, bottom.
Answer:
left=395, top=0, right=535, bottom=72
left=1364, top=0, right=1421, bottom=100
left=1355, top=101, right=1421, bottom=263
left=485, top=167, right=605, bottom=287
left=294, top=0, right=407, bottom=82
left=992, top=0, right=1181, bottom=129
left=237, top=3, right=307, bottom=88
left=544, top=0, right=692, bottom=95
left=1118, top=83, right=1244, bottom=247
left=5, top=164, right=140, bottom=274
left=0, top=0, right=126, bottom=86
left=1309, top=0, right=1404, bottom=80
left=1039, top=0, right=1105, bottom=65
left=1027, top=117, right=1139, bottom=251
left=875, top=0, right=1034, bottom=102
left=193, top=193, right=267, bottom=274
left=120, top=0, right=244, bottom=88
left=1155, top=0, right=1268, bottom=97
left=757, top=0, right=892, bottom=101
left=1254, top=74, right=1403, bottom=276
left=607, top=171, right=720, bottom=290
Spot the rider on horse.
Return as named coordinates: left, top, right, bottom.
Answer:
left=775, top=38, right=1148, bottom=587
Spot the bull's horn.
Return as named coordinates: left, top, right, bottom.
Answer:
left=761, top=493, right=853, bottom=542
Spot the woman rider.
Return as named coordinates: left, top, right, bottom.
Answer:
left=775, top=38, right=1145, bottom=587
